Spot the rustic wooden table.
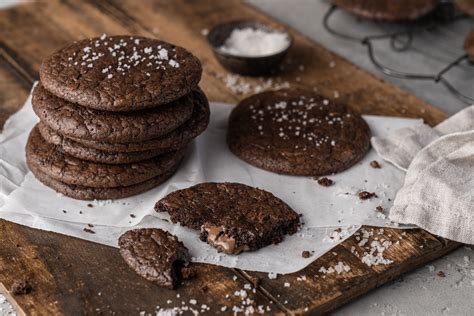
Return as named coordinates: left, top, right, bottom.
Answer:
left=0, top=0, right=459, bottom=314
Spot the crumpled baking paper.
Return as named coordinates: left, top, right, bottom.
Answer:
left=0, top=85, right=420, bottom=273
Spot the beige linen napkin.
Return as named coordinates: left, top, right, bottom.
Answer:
left=372, top=106, right=474, bottom=244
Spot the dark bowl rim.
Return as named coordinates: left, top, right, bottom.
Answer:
left=206, top=19, right=294, bottom=60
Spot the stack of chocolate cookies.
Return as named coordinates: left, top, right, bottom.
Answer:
left=26, top=35, right=209, bottom=200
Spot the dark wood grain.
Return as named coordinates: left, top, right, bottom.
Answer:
left=0, top=0, right=459, bottom=315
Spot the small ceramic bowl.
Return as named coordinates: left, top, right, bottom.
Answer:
left=207, top=20, right=293, bottom=76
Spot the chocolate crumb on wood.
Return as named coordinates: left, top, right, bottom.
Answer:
left=317, top=177, right=334, bottom=187
left=358, top=191, right=378, bottom=200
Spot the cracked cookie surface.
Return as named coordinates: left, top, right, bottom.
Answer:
left=37, top=122, right=175, bottom=164
left=33, top=83, right=195, bottom=143
left=29, top=163, right=179, bottom=200
left=26, top=125, right=185, bottom=188
left=227, top=89, right=371, bottom=176
left=119, top=228, right=190, bottom=289
left=67, top=89, right=210, bottom=153
left=40, top=35, right=202, bottom=111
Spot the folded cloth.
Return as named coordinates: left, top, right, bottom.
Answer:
left=371, top=106, right=474, bottom=244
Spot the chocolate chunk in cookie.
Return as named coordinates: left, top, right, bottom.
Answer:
left=332, top=0, right=438, bottom=21
left=66, top=89, right=210, bottom=153
left=227, top=89, right=371, bottom=176
left=26, top=125, right=185, bottom=188
left=119, top=228, right=191, bottom=289
left=155, top=182, right=300, bottom=254
left=32, top=83, right=195, bottom=143
left=40, top=35, right=202, bottom=111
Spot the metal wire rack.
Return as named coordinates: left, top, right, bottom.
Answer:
left=323, top=3, right=474, bottom=105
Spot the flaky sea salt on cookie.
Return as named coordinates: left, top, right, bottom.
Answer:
left=227, top=89, right=371, bottom=176
left=40, top=35, right=202, bottom=111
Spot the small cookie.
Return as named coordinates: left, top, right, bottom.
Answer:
left=119, top=228, right=190, bottom=289
left=464, top=29, right=474, bottom=58
left=29, top=163, right=178, bottom=200
left=155, top=183, right=300, bottom=254
left=40, top=35, right=202, bottom=111
left=67, top=89, right=210, bottom=153
left=333, top=0, right=438, bottom=21
left=26, top=125, right=185, bottom=188
left=456, top=0, right=474, bottom=17
left=32, top=83, right=195, bottom=143
left=227, top=89, right=371, bottom=176
left=38, top=123, right=176, bottom=164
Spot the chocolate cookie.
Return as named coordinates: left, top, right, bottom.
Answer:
left=67, top=89, right=210, bottom=153
left=456, top=0, right=474, bottom=17
left=37, top=123, right=172, bottom=164
left=40, top=35, right=202, bottom=111
left=332, top=0, right=438, bottom=21
left=29, top=163, right=179, bottom=200
left=119, top=228, right=190, bottom=289
left=26, top=125, right=185, bottom=188
left=32, top=83, right=195, bottom=143
left=464, top=29, right=474, bottom=58
left=155, top=183, right=300, bottom=254
left=227, top=89, right=371, bottom=176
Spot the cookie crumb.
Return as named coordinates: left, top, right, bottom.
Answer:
left=62, top=210, right=67, bottom=213
left=375, top=206, right=384, bottom=213
left=370, top=160, right=381, bottom=168
left=302, top=251, right=311, bottom=258
left=437, top=271, right=446, bottom=277
left=359, top=191, right=377, bottom=200
left=130, top=214, right=136, bottom=218
left=10, top=279, right=32, bottom=295
left=316, top=177, right=334, bottom=187
left=87, top=203, right=93, bottom=208
left=83, top=228, right=95, bottom=234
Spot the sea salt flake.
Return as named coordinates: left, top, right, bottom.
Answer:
left=169, top=59, right=180, bottom=68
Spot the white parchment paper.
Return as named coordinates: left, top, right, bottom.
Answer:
left=0, top=86, right=420, bottom=273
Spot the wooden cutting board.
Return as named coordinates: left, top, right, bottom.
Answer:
left=0, top=0, right=459, bottom=314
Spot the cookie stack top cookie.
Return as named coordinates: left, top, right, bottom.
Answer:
left=40, top=35, right=202, bottom=111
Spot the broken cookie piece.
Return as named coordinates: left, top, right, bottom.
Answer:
left=155, top=182, right=300, bottom=255
left=118, top=228, right=191, bottom=289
